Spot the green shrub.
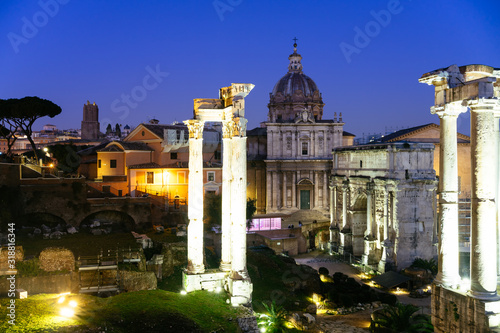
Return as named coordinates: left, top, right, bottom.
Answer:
left=410, top=258, right=437, bottom=275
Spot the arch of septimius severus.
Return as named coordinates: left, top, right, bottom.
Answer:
left=182, top=83, right=254, bottom=306
left=420, top=64, right=500, bottom=333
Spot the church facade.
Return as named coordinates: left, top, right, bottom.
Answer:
left=247, top=42, right=353, bottom=218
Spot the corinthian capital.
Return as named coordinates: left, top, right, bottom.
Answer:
left=222, top=120, right=234, bottom=139
left=184, top=119, right=204, bottom=139
left=232, top=118, right=248, bottom=137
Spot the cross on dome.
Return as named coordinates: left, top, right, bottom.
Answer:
left=288, top=37, right=302, bottom=73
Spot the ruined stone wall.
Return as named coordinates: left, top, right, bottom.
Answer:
left=393, top=181, right=436, bottom=269
left=39, top=247, right=75, bottom=272
left=432, top=284, right=499, bottom=333
left=0, top=273, right=78, bottom=294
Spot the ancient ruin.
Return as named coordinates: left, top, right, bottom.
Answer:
left=329, top=142, right=437, bottom=272
left=420, top=64, right=500, bottom=332
left=182, top=83, right=254, bottom=306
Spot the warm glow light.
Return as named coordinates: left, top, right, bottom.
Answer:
left=43, top=147, right=48, bottom=152
left=60, top=307, right=74, bottom=317
left=459, top=279, right=471, bottom=291
left=69, top=300, right=77, bottom=308
left=392, top=287, right=409, bottom=295
left=49, top=163, right=54, bottom=168
left=57, top=296, right=65, bottom=304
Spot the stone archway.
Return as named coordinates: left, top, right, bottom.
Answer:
left=351, top=194, right=367, bottom=256
left=21, top=212, right=66, bottom=228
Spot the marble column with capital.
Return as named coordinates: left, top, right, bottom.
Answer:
left=220, top=120, right=233, bottom=272
left=432, top=102, right=467, bottom=288
left=184, top=119, right=205, bottom=274
left=230, top=118, right=249, bottom=278
left=469, top=99, right=500, bottom=299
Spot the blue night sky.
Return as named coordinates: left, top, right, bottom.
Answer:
left=1, top=0, right=499, bottom=138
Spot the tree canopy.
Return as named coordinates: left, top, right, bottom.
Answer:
left=0, top=96, right=62, bottom=159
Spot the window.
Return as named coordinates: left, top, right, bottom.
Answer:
left=147, top=172, right=154, bottom=184
left=214, top=151, right=221, bottom=160
left=110, top=159, right=117, bottom=168
left=207, top=171, right=215, bottom=182
left=301, top=142, right=308, bottom=156
left=171, top=152, right=178, bottom=160
left=98, top=160, right=101, bottom=168
left=360, top=160, right=363, bottom=168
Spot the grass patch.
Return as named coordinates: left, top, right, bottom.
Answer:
left=0, top=293, right=105, bottom=333
left=0, top=290, right=243, bottom=333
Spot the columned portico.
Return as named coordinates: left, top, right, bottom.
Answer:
left=183, top=83, right=254, bottom=306
left=420, top=64, right=500, bottom=332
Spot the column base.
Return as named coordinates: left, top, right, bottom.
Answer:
left=434, top=273, right=461, bottom=290
left=186, top=262, right=205, bottom=275
left=227, top=276, right=253, bottom=306
left=468, top=290, right=500, bottom=301
left=182, top=269, right=227, bottom=293
left=219, top=262, right=231, bottom=272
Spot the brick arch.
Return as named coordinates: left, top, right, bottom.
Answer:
left=20, top=212, right=67, bottom=228
left=80, top=210, right=136, bottom=231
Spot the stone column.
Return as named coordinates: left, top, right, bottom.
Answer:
left=340, top=180, right=348, bottom=253
left=323, top=171, right=328, bottom=208
left=495, top=112, right=500, bottom=279
left=329, top=182, right=337, bottom=249
left=432, top=102, right=466, bottom=288
left=365, top=181, right=374, bottom=238
left=230, top=118, right=248, bottom=278
left=266, top=171, right=272, bottom=211
left=378, top=187, right=389, bottom=273
left=184, top=119, right=205, bottom=274
left=314, top=171, right=319, bottom=209
left=363, top=181, right=375, bottom=265
left=469, top=99, right=500, bottom=299
left=220, top=121, right=233, bottom=272
left=292, top=172, right=296, bottom=208
left=282, top=172, right=287, bottom=208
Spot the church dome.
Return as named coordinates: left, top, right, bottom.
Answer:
left=271, top=72, right=319, bottom=98
left=268, top=41, right=324, bottom=122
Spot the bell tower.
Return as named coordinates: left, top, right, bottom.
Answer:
left=81, top=101, right=100, bottom=140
